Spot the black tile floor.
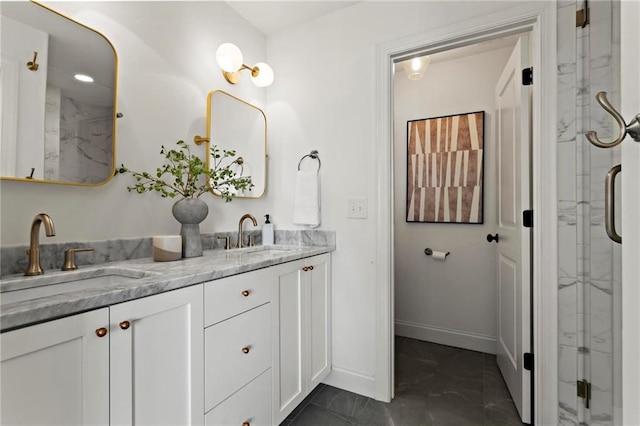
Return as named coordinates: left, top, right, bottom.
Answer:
left=283, top=336, right=525, bottom=426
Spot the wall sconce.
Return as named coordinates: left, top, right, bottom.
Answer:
left=215, top=42, right=274, bottom=87
left=400, top=56, right=430, bottom=80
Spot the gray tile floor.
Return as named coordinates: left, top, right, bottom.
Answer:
left=283, top=336, right=525, bottom=426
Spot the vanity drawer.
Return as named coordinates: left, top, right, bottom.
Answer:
left=205, top=303, right=271, bottom=411
left=205, top=368, right=272, bottom=426
left=204, top=268, right=272, bottom=327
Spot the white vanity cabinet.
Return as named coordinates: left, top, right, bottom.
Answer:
left=1, top=284, right=204, bottom=426
left=203, top=267, right=273, bottom=426
left=273, top=253, right=332, bottom=424
left=0, top=248, right=333, bottom=426
left=1, top=308, right=110, bottom=425
left=110, top=284, right=204, bottom=426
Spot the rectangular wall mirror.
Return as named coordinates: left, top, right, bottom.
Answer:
left=1, top=1, right=118, bottom=186
left=205, top=90, right=267, bottom=198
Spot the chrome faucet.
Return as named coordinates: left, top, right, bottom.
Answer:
left=237, top=213, right=257, bottom=248
left=25, top=213, right=56, bottom=276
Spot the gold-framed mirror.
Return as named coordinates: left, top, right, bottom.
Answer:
left=0, top=1, right=118, bottom=186
left=203, top=90, right=267, bottom=198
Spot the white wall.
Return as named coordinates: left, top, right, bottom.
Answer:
left=0, top=1, right=272, bottom=246
left=265, top=0, right=521, bottom=396
left=393, top=46, right=514, bottom=354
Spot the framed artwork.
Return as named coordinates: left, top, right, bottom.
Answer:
left=406, top=111, right=484, bottom=224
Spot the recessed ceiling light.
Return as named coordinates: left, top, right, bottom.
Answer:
left=74, top=74, right=94, bottom=83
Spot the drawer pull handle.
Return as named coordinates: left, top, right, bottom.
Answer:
left=242, top=422, right=250, bottom=426
left=242, top=290, right=251, bottom=297
left=242, top=346, right=251, bottom=354
left=95, top=327, right=108, bottom=338
left=119, top=321, right=131, bottom=330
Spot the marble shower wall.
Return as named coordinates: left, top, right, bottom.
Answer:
left=44, top=88, right=113, bottom=183
left=58, top=93, right=113, bottom=184
left=557, top=1, right=621, bottom=425
left=44, top=86, right=61, bottom=181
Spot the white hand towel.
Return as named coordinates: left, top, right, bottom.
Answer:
left=293, top=170, right=321, bottom=228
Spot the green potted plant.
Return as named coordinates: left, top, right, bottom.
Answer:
left=117, top=140, right=253, bottom=258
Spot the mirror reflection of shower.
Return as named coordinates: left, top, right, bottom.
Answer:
left=0, top=1, right=116, bottom=185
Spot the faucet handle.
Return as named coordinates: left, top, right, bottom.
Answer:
left=217, top=236, right=231, bottom=250
left=62, top=247, right=94, bottom=271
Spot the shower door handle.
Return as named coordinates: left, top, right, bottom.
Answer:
left=605, top=164, right=622, bottom=244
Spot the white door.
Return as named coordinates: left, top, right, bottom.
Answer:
left=494, top=36, right=531, bottom=424
left=273, top=260, right=306, bottom=423
left=307, top=255, right=331, bottom=389
left=621, top=1, right=640, bottom=423
left=0, top=309, right=110, bottom=426
left=110, top=285, right=204, bottom=426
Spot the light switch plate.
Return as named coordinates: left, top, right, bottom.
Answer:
left=347, top=198, right=367, bottom=219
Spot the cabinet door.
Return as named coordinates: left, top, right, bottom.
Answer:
left=307, top=254, right=331, bottom=389
left=1, top=308, right=110, bottom=426
left=273, top=259, right=306, bottom=423
left=273, top=254, right=332, bottom=423
left=110, top=285, right=204, bottom=426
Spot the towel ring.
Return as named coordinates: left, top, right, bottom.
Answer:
left=298, top=150, right=321, bottom=171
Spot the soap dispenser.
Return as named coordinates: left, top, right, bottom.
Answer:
left=262, top=214, right=274, bottom=246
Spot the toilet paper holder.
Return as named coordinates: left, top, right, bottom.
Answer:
left=424, top=248, right=450, bottom=258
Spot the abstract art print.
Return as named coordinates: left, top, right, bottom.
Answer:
left=406, top=111, right=484, bottom=224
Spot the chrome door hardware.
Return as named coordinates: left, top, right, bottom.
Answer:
left=587, top=91, right=640, bottom=148
left=605, top=164, right=622, bottom=244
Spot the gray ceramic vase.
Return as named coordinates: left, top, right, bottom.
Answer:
left=172, top=197, right=209, bottom=258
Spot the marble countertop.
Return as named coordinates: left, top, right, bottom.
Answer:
left=0, top=245, right=334, bottom=332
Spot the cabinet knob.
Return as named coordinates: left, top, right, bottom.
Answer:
left=302, top=266, right=308, bottom=272
left=95, top=327, right=108, bottom=338
left=242, top=346, right=250, bottom=354
left=119, top=320, right=131, bottom=330
left=309, top=265, right=314, bottom=271
left=242, top=290, right=251, bottom=297
left=242, top=422, right=250, bottom=426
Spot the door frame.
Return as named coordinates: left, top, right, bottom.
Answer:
left=374, top=3, right=558, bottom=424
left=621, top=1, right=640, bottom=423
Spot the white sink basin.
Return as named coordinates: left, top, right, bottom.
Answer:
left=0, top=267, right=160, bottom=304
left=234, top=246, right=300, bottom=259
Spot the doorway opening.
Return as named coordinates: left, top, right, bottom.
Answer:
left=374, top=3, right=559, bottom=425
left=392, top=32, right=532, bottom=424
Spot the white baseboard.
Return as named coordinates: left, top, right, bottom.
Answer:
left=322, top=366, right=376, bottom=399
left=395, top=320, right=496, bottom=354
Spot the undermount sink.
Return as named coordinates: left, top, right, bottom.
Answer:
left=0, top=267, right=160, bottom=305
left=235, top=246, right=300, bottom=258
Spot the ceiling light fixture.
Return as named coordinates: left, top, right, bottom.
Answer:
left=215, top=42, right=274, bottom=87
left=400, top=56, right=430, bottom=81
left=74, top=74, right=94, bottom=83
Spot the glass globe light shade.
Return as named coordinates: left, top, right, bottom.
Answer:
left=251, top=62, right=274, bottom=87
left=216, top=43, right=243, bottom=72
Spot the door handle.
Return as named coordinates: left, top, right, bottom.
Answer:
left=486, top=234, right=499, bottom=243
left=586, top=91, right=640, bottom=148
left=605, top=164, right=622, bottom=244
